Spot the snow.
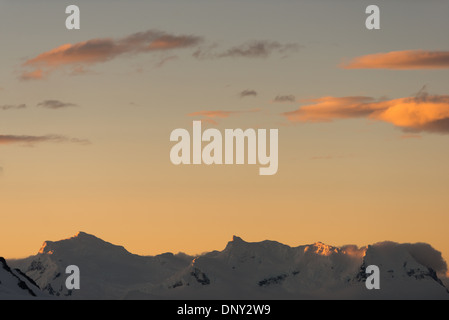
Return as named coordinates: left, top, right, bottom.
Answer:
left=0, top=257, right=49, bottom=299
left=4, top=232, right=449, bottom=299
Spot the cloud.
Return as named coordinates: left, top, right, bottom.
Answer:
left=372, top=241, right=447, bottom=274
left=193, top=40, right=299, bottom=59
left=273, top=95, right=296, bottom=103
left=239, top=90, right=257, bottom=98
left=283, top=96, right=381, bottom=122
left=20, top=69, right=45, bottom=80
left=37, top=100, right=77, bottom=109
left=374, top=93, right=449, bottom=133
left=154, top=55, right=178, bottom=68
left=0, top=104, right=27, bottom=110
left=342, top=50, right=449, bottom=70
left=404, top=243, right=448, bottom=274
left=218, top=41, right=298, bottom=58
left=21, top=30, right=202, bottom=80
left=188, top=109, right=260, bottom=124
left=0, top=134, right=90, bottom=146
left=283, top=90, right=449, bottom=134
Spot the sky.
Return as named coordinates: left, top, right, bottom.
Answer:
left=1, top=0, right=449, bottom=274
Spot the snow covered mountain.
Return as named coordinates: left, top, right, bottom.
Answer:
left=5, top=232, right=449, bottom=299
left=129, top=237, right=449, bottom=299
left=0, top=257, right=48, bottom=299
left=10, top=232, right=192, bottom=299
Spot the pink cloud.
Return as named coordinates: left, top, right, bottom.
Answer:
left=341, top=50, right=449, bottom=70
left=21, top=30, right=202, bottom=80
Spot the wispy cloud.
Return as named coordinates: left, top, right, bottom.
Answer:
left=0, top=134, right=91, bottom=146
left=154, top=55, right=178, bottom=68
left=0, top=104, right=27, bottom=110
left=218, top=41, right=299, bottom=58
left=37, top=100, right=77, bottom=109
left=21, top=30, right=202, bottom=80
left=341, top=50, right=449, bottom=70
left=239, top=90, right=257, bottom=98
left=283, top=96, right=380, bottom=122
left=283, top=89, right=449, bottom=134
left=20, top=69, right=45, bottom=80
left=193, top=40, right=300, bottom=59
left=273, top=95, right=296, bottom=103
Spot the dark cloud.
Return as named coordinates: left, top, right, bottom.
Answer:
left=409, top=118, right=449, bottom=134
left=193, top=40, right=300, bottom=59
left=37, top=100, right=78, bottom=109
left=273, top=95, right=296, bottom=103
left=154, top=55, right=178, bottom=68
left=218, top=41, right=299, bottom=58
left=0, top=104, right=27, bottom=110
left=239, top=90, right=258, bottom=98
left=0, top=134, right=90, bottom=146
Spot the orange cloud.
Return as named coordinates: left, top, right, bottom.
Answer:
left=283, top=96, right=383, bottom=122
left=342, top=50, right=449, bottom=70
left=283, top=91, right=449, bottom=134
left=373, top=94, right=449, bottom=133
left=20, top=69, right=45, bottom=80
left=21, top=30, right=202, bottom=80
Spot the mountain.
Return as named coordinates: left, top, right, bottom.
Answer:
left=6, top=232, right=449, bottom=299
left=0, top=257, right=48, bottom=299
left=10, top=232, right=192, bottom=299
left=128, top=237, right=449, bottom=299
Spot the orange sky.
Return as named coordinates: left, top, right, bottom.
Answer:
left=1, top=1, right=449, bottom=272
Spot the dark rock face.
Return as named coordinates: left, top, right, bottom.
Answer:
left=191, top=268, right=210, bottom=285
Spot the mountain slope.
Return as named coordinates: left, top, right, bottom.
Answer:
left=0, top=257, right=48, bottom=299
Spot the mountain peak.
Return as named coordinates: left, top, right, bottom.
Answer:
left=232, top=235, right=244, bottom=242
left=37, top=231, right=130, bottom=257
left=73, top=231, right=98, bottom=239
left=305, top=241, right=339, bottom=256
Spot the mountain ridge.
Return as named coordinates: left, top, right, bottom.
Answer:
left=4, top=231, right=449, bottom=299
